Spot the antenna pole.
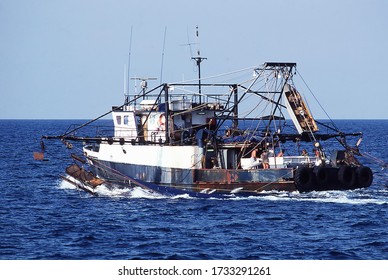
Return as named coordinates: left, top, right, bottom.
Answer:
left=124, top=64, right=128, bottom=99
left=125, top=26, right=133, bottom=104
left=160, top=26, right=167, bottom=84
left=191, top=26, right=206, bottom=104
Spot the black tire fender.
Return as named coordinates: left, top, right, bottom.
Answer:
left=338, top=165, right=356, bottom=187
left=294, top=167, right=314, bottom=192
left=313, top=166, right=330, bottom=186
left=356, top=166, right=373, bottom=188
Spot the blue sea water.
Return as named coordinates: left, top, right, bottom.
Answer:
left=0, top=119, right=387, bottom=260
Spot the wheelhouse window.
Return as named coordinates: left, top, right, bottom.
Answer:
left=116, top=116, right=122, bottom=125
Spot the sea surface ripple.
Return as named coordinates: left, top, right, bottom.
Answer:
left=0, top=120, right=387, bottom=260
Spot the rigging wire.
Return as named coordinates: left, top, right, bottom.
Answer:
left=57, top=84, right=164, bottom=137
left=287, top=79, right=319, bottom=144
left=254, top=169, right=295, bottom=192
left=362, top=152, right=388, bottom=169
left=171, top=64, right=260, bottom=85
left=296, top=69, right=340, bottom=132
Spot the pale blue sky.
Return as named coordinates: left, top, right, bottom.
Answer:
left=1, top=0, right=387, bottom=119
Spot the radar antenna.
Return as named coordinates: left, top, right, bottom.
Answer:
left=131, top=77, right=157, bottom=97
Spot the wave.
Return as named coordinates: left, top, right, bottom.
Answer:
left=57, top=176, right=190, bottom=200
left=57, top=177, right=387, bottom=204
left=240, top=189, right=388, bottom=205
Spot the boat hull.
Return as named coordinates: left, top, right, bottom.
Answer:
left=81, top=143, right=372, bottom=197
left=87, top=158, right=296, bottom=196
left=84, top=158, right=373, bottom=196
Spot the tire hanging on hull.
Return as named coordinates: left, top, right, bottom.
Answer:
left=295, top=165, right=373, bottom=192
left=294, top=166, right=315, bottom=192
left=313, top=166, right=331, bottom=190
left=356, top=166, right=373, bottom=188
left=337, top=165, right=357, bottom=187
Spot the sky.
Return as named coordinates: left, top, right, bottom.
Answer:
left=1, top=0, right=387, bottom=119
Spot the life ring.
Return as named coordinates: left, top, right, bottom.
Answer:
left=337, top=165, right=356, bottom=187
left=356, top=166, right=373, bottom=188
left=294, top=167, right=314, bottom=192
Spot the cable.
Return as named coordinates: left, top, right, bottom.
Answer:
left=171, top=64, right=260, bottom=85
left=296, top=69, right=339, bottom=132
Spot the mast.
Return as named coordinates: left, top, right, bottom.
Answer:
left=163, top=83, right=170, bottom=144
left=231, top=84, right=238, bottom=128
left=125, top=26, right=133, bottom=104
left=191, top=26, right=206, bottom=104
left=160, top=26, right=167, bottom=83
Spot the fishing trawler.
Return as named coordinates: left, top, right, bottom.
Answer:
left=42, top=61, right=373, bottom=197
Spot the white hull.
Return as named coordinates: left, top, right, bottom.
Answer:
left=84, top=143, right=203, bottom=169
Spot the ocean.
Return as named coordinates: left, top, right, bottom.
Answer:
left=0, top=119, right=387, bottom=260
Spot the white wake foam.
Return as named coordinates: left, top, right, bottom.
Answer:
left=241, top=190, right=388, bottom=205
left=58, top=177, right=77, bottom=190
left=57, top=176, right=188, bottom=199
left=57, top=177, right=387, bottom=204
